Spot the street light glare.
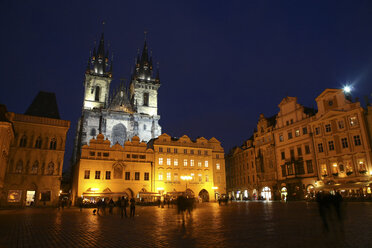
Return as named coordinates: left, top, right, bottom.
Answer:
left=343, top=86, right=351, bottom=93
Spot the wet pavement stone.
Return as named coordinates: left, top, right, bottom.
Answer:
left=0, top=201, right=371, bottom=248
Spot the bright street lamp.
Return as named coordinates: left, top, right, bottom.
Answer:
left=343, top=85, right=351, bottom=93
left=181, top=175, right=192, bottom=193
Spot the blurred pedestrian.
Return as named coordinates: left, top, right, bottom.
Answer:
left=316, top=191, right=330, bottom=232
left=108, top=198, right=114, bottom=215
left=120, top=196, right=128, bottom=218
left=130, top=198, right=136, bottom=218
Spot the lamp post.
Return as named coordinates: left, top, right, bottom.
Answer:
left=181, top=175, right=192, bottom=195
left=212, top=186, right=218, bottom=201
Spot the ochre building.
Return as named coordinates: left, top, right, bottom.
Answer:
left=1, top=92, right=70, bottom=207
left=72, top=133, right=226, bottom=203
left=226, top=88, right=372, bottom=200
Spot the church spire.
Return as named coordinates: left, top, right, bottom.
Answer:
left=87, top=32, right=111, bottom=77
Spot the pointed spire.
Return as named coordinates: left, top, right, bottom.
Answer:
left=97, top=33, right=105, bottom=59
left=156, top=62, right=160, bottom=82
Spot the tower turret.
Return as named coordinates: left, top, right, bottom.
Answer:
left=129, top=34, right=161, bottom=116
left=83, top=32, right=113, bottom=110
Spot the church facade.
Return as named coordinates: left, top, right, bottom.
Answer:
left=72, top=33, right=161, bottom=164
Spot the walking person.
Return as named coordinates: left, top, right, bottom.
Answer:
left=108, top=198, right=114, bottom=215
left=120, top=196, right=128, bottom=218
left=130, top=198, right=136, bottom=218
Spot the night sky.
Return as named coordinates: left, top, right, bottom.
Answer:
left=1, top=1, right=372, bottom=170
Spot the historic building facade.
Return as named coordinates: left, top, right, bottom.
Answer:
left=0, top=105, right=14, bottom=192
left=72, top=133, right=226, bottom=203
left=72, top=134, right=154, bottom=203
left=253, top=114, right=277, bottom=200
left=225, top=139, right=257, bottom=200
left=226, top=88, right=372, bottom=200
left=72, top=33, right=161, bottom=165
left=273, top=97, right=317, bottom=201
left=310, top=89, right=372, bottom=194
left=0, top=92, right=70, bottom=207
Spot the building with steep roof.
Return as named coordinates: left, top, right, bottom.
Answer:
left=0, top=92, right=70, bottom=207
left=72, top=33, right=161, bottom=165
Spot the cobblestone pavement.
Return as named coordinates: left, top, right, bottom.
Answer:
left=0, top=201, right=372, bottom=248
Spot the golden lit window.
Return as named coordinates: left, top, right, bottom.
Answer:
left=159, top=157, right=163, bottom=165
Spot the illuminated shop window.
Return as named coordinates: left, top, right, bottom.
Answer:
left=190, top=160, right=194, bottom=166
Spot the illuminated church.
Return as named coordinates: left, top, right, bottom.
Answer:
left=72, top=33, right=161, bottom=163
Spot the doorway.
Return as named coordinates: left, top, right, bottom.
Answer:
left=26, top=191, right=35, bottom=206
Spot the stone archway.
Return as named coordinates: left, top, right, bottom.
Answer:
left=198, top=189, right=209, bottom=202
left=124, top=188, right=134, bottom=198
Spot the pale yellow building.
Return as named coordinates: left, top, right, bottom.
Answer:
left=150, top=133, right=226, bottom=202
left=273, top=97, right=317, bottom=200
left=1, top=92, right=70, bottom=207
left=72, top=133, right=226, bottom=203
left=311, top=89, right=372, bottom=195
left=72, top=134, right=155, bottom=203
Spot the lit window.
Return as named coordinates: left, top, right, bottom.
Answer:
left=205, top=161, right=208, bottom=167
left=159, top=158, right=163, bottom=165
left=190, top=160, right=194, bottom=166
left=350, top=116, right=358, bottom=127
left=295, top=129, right=300, bottom=137
left=174, top=159, right=178, bottom=166
left=158, top=173, right=163, bottom=181
left=166, top=172, right=171, bottom=181
left=167, top=158, right=171, bottom=165
left=198, top=161, right=202, bottom=167
left=184, top=159, right=187, bottom=166
left=216, top=163, right=221, bottom=170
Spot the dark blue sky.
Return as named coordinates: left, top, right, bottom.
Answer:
left=1, top=0, right=372, bottom=170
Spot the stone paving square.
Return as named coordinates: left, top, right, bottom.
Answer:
left=0, top=201, right=371, bottom=248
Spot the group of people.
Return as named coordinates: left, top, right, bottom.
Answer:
left=316, top=191, right=344, bottom=232
left=91, top=197, right=136, bottom=218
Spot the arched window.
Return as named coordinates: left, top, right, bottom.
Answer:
left=95, top=86, right=100, bottom=101
left=90, top=128, right=97, bottom=137
left=143, top=92, right=149, bottom=106
left=19, top=135, right=27, bottom=147
left=31, top=161, right=39, bottom=174
left=47, top=162, right=54, bottom=175
left=35, top=136, right=42, bottom=149
left=49, top=138, right=57, bottom=150
left=112, top=123, right=126, bottom=146
left=15, top=160, right=23, bottom=173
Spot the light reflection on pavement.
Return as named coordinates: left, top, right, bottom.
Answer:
left=0, top=201, right=371, bottom=247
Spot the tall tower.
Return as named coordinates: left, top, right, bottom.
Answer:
left=83, top=33, right=113, bottom=110
left=129, top=37, right=161, bottom=116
